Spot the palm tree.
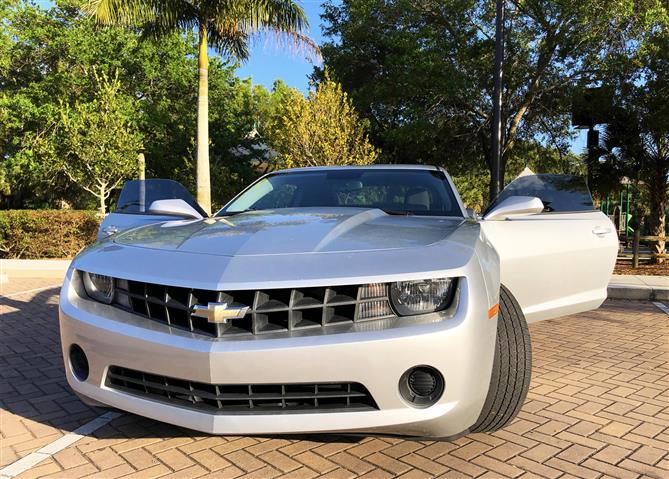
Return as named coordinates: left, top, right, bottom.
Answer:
left=84, top=0, right=318, bottom=214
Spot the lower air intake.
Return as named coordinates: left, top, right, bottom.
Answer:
left=106, top=366, right=378, bottom=414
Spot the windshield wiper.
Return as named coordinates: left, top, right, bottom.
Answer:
left=218, top=208, right=257, bottom=217
left=115, top=200, right=142, bottom=212
left=381, top=209, right=413, bottom=216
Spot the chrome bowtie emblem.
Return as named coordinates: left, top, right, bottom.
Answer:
left=191, top=302, right=249, bottom=324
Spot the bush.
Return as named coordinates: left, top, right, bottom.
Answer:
left=0, top=210, right=100, bottom=259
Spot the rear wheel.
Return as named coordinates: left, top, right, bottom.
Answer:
left=470, top=285, right=532, bottom=433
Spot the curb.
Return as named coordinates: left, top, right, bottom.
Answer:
left=0, top=259, right=71, bottom=280
left=607, top=285, right=669, bottom=301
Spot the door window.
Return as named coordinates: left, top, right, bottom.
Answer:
left=114, top=179, right=206, bottom=216
left=492, top=174, right=595, bottom=213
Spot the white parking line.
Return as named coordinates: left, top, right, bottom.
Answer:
left=1, top=284, right=61, bottom=299
left=653, top=301, right=669, bottom=316
left=0, top=411, right=122, bottom=478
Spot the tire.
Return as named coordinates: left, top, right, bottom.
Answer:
left=470, top=285, right=532, bottom=433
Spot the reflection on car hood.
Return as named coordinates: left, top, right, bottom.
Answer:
left=113, top=207, right=464, bottom=257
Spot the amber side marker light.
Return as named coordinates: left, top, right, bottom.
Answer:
left=488, top=303, right=500, bottom=319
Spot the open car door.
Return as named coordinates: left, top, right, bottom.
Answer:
left=480, top=174, right=618, bottom=323
left=97, top=179, right=206, bottom=240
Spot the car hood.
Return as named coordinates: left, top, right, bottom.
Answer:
left=112, top=208, right=464, bottom=257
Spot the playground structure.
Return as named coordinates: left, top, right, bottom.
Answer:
left=599, top=182, right=634, bottom=236
left=599, top=182, right=668, bottom=267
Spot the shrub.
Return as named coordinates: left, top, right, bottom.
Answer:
left=0, top=210, right=100, bottom=259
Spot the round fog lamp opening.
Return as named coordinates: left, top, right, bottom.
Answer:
left=69, top=344, right=89, bottom=382
left=399, top=366, right=444, bottom=408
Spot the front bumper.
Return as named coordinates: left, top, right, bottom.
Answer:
left=59, top=270, right=497, bottom=438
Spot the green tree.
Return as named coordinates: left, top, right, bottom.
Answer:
left=0, top=0, right=177, bottom=208
left=44, top=71, right=142, bottom=215
left=85, top=0, right=317, bottom=214
left=271, top=76, right=379, bottom=168
left=1, top=0, right=291, bottom=210
left=318, top=0, right=664, bottom=201
left=254, top=80, right=303, bottom=142
left=590, top=33, right=669, bottom=263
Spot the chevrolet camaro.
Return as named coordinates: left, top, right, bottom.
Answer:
left=59, top=165, right=617, bottom=438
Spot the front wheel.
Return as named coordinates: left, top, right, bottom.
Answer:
left=470, top=285, right=532, bottom=433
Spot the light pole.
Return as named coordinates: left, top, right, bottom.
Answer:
left=490, top=0, right=505, bottom=203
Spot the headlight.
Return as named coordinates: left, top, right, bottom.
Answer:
left=390, top=278, right=455, bottom=316
left=82, top=271, right=114, bottom=304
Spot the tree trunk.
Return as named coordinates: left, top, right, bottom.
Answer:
left=196, top=20, right=211, bottom=215
left=647, top=174, right=667, bottom=264
left=98, top=184, right=106, bottom=216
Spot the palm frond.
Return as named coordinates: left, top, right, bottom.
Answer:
left=249, top=29, right=321, bottom=62
left=204, top=0, right=319, bottom=60
left=208, top=20, right=250, bottom=60
left=82, top=0, right=155, bottom=25
left=228, top=0, right=309, bottom=33
left=83, top=0, right=196, bottom=30
left=84, top=0, right=320, bottom=61
left=141, top=1, right=199, bottom=39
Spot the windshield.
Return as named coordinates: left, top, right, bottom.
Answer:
left=219, top=169, right=463, bottom=217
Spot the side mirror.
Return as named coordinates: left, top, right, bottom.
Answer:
left=483, top=196, right=544, bottom=221
left=148, top=199, right=205, bottom=220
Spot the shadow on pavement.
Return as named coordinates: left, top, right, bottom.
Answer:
left=1, top=288, right=103, bottom=434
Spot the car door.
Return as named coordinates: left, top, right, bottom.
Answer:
left=98, top=179, right=206, bottom=240
left=480, top=174, right=618, bottom=323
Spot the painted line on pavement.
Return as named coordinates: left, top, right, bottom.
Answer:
left=0, top=411, right=122, bottom=478
left=1, top=284, right=61, bottom=299
left=653, top=301, right=669, bottom=316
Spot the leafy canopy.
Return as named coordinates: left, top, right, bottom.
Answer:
left=317, top=0, right=667, bottom=203
left=0, top=0, right=310, bottom=210
left=42, top=70, right=142, bottom=214
left=589, top=29, right=669, bottom=259
left=271, top=74, right=379, bottom=168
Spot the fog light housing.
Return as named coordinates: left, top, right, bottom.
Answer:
left=399, top=366, right=444, bottom=408
left=69, top=344, right=89, bottom=382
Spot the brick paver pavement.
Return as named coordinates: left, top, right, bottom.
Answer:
left=1, top=280, right=668, bottom=478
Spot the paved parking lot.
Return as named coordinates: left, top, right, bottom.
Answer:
left=1, top=281, right=668, bottom=479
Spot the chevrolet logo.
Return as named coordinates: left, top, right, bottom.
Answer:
left=191, top=302, right=250, bottom=324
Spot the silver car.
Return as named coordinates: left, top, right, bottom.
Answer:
left=59, top=165, right=617, bottom=438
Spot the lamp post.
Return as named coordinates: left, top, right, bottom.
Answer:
left=490, top=0, right=505, bottom=203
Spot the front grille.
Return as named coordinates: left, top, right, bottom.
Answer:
left=110, top=278, right=396, bottom=338
left=106, top=366, right=378, bottom=413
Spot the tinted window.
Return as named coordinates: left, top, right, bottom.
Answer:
left=221, top=169, right=462, bottom=217
left=115, top=179, right=206, bottom=216
left=493, top=174, right=594, bottom=213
